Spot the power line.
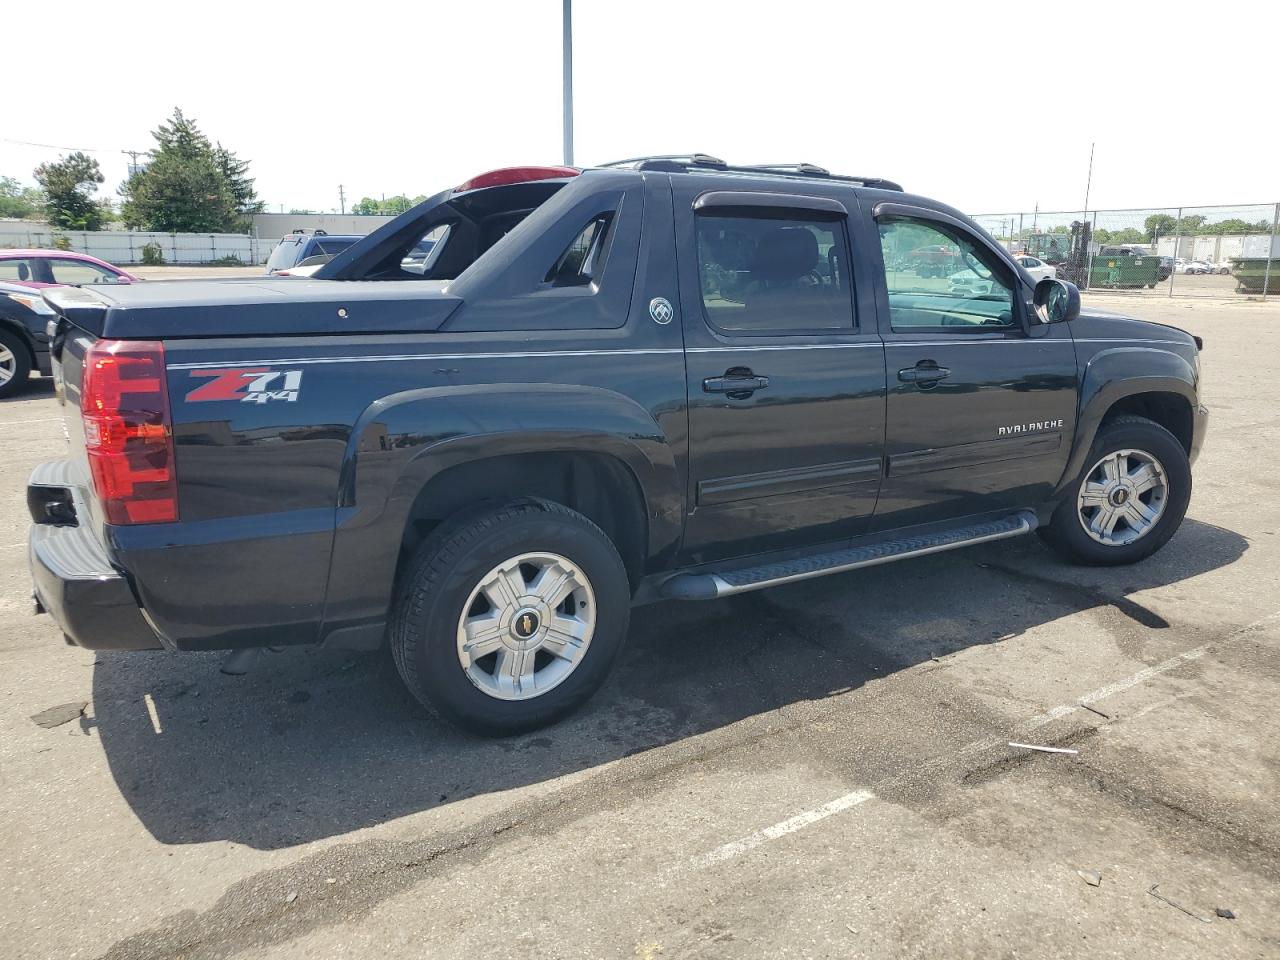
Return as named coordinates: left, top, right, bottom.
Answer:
left=0, top=135, right=115, bottom=154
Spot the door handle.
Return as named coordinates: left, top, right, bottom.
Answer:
left=703, top=372, right=770, bottom=395
left=898, top=363, right=951, bottom=384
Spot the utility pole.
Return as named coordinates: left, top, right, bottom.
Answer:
left=338, top=184, right=346, bottom=215
left=1082, top=142, right=1095, bottom=216
left=121, top=148, right=149, bottom=177
left=562, top=0, right=574, bottom=166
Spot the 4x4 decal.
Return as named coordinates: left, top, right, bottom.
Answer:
left=186, top=367, right=304, bottom=404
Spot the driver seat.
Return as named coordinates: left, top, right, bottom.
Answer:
left=744, top=227, right=827, bottom=319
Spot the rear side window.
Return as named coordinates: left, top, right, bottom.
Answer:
left=696, top=214, right=853, bottom=334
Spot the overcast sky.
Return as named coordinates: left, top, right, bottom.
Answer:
left=4, top=0, right=1276, bottom=218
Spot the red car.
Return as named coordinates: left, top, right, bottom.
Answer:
left=907, top=243, right=960, bottom=278
left=0, top=249, right=140, bottom=289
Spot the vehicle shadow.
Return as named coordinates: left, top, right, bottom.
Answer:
left=0, top=375, right=55, bottom=403
left=91, top=517, right=1247, bottom=850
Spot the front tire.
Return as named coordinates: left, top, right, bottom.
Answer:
left=1040, top=415, right=1191, bottom=566
left=0, top=329, right=32, bottom=399
left=390, top=499, right=630, bottom=735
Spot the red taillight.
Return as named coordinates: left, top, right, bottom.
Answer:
left=81, top=339, right=178, bottom=525
left=454, top=166, right=580, bottom=193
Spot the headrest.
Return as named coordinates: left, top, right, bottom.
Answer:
left=17, top=262, right=29, bottom=281
left=751, top=227, right=818, bottom=283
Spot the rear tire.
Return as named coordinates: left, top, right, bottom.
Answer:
left=390, top=499, right=630, bottom=736
left=1040, top=415, right=1191, bottom=566
left=0, top=328, right=32, bottom=399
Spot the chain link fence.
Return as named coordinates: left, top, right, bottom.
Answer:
left=970, top=203, right=1280, bottom=299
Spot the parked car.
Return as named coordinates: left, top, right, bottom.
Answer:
left=0, top=250, right=139, bottom=289
left=276, top=237, right=443, bottom=278
left=1203, top=260, right=1232, bottom=275
left=907, top=243, right=958, bottom=277
left=0, top=280, right=56, bottom=397
left=1175, top=259, right=1213, bottom=275
left=1013, top=255, right=1056, bottom=283
left=265, top=233, right=363, bottom=275
left=30, top=157, right=1207, bottom=736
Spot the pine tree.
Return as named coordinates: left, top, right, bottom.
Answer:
left=119, top=108, right=261, bottom=232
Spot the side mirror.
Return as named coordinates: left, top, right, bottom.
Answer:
left=1033, top=277, right=1080, bottom=324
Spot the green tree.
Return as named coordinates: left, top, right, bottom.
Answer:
left=0, top=177, right=45, bottom=219
left=1201, top=218, right=1271, bottom=235
left=1144, top=214, right=1176, bottom=241
left=119, top=108, right=260, bottom=232
left=380, top=195, right=413, bottom=215
left=351, top=197, right=381, bottom=216
left=1109, top=227, right=1146, bottom=245
left=214, top=143, right=264, bottom=222
left=1175, top=214, right=1207, bottom=236
left=33, top=152, right=107, bottom=230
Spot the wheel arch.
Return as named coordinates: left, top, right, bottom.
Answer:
left=1052, top=346, right=1198, bottom=502
left=318, top=383, right=682, bottom=648
left=0, top=317, right=38, bottom=366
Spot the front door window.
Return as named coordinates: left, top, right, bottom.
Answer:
left=878, top=218, right=1016, bottom=329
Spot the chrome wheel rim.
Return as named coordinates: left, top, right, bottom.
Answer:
left=1077, top=448, right=1169, bottom=546
left=456, top=551, right=596, bottom=701
left=0, top=345, right=14, bottom=385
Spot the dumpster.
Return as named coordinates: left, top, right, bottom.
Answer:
left=1230, top=258, right=1280, bottom=295
left=1088, top=255, right=1161, bottom=289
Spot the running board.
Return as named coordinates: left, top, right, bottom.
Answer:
left=660, top=511, right=1038, bottom=600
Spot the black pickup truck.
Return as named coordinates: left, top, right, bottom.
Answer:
left=29, top=156, right=1207, bottom=734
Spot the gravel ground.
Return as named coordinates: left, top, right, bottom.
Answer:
left=0, top=293, right=1276, bottom=960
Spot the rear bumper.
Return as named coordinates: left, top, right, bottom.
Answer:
left=28, top=461, right=163, bottom=651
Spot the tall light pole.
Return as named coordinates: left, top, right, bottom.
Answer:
left=562, top=0, right=574, bottom=166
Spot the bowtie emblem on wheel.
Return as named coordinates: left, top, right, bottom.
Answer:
left=649, top=297, right=674, bottom=324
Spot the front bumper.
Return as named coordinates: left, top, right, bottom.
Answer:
left=1190, top=403, right=1209, bottom=466
left=28, top=461, right=162, bottom=651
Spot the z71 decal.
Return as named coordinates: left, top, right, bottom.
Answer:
left=186, top=368, right=304, bottom=404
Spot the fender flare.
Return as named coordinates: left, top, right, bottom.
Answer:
left=319, top=383, right=682, bottom=641
left=1053, top=346, right=1197, bottom=499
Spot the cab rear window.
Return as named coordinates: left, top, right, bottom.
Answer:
left=266, top=239, right=303, bottom=271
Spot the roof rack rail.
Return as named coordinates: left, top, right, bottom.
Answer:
left=749, top=162, right=831, bottom=176
left=597, top=153, right=726, bottom=169
left=594, top=154, right=902, bottom=191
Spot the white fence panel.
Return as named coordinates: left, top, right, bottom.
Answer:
left=0, top=222, right=270, bottom=265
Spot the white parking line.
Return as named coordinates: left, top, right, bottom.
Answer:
left=143, top=693, right=163, bottom=734
left=681, top=609, right=1280, bottom=873
left=1, top=418, right=63, bottom=426
left=688, top=790, right=875, bottom=871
